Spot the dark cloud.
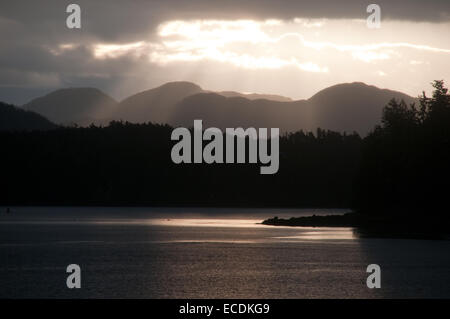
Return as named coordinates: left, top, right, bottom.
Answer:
left=0, top=0, right=449, bottom=104
left=1, top=0, right=449, bottom=43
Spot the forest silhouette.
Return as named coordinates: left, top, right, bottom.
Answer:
left=1, top=81, right=449, bottom=231
left=263, top=81, right=450, bottom=234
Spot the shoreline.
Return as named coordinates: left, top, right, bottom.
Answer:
left=262, top=212, right=450, bottom=240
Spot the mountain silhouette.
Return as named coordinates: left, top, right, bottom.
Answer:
left=18, top=81, right=417, bottom=135
left=116, top=81, right=204, bottom=124
left=170, top=93, right=310, bottom=131
left=308, top=82, right=417, bottom=134
left=0, top=101, right=58, bottom=131
left=170, top=82, right=417, bottom=134
left=22, top=88, right=118, bottom=126
left=115, top=82, right=293, bottom=124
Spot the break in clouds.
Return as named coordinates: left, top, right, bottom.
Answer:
left=0, top=0, right=450, bottom=104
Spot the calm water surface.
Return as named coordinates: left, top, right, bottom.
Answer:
left=1, top=207, right=450, bottom=298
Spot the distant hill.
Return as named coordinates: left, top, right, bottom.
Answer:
left=20, top=82, right=418, bottom=135
left=115, top=82, right=293, bottom=124
left=116, top=81, right=204, bottom=124
left=22, top=88, right=118, bottom=126
left=0, top=101, right=58, bottom=131
left=170, top=82, right=417, bottom=135
left=307, top=82, right=417, bottom=134
left=170, top=93, right=310, bottom=131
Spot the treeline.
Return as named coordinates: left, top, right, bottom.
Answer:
left=0, top=122, right=361, bottom=207
left=1, top=80, right=449, bottom=216
left=354, top=80, right=450, bottom=218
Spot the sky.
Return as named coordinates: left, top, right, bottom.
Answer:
left=0, top=0, right=449, bottom=104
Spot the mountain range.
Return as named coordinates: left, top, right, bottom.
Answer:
left=3, top=81, right=417, bottom=135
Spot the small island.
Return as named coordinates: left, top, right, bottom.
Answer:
left=262, top=212, right=362, bottom=227
left=262, top=212, right=450, bottom=240
left=263, top=80, right=450, bottom=241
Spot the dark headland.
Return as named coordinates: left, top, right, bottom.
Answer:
left=264, top=80, right=450, bottom=240
left=262, top=212, right=450, bottom=240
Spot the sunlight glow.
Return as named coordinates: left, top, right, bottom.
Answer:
left=93, top=41, right=147, bottom=59
left=48, top=43, right=78, bottom=56
left=351, top=51, right=390, bottom=62
left=83, top=18, right=450, bottom=94
left=158, top=19, right=272, bottom=45
left=153, top=19, right=329, bottom=71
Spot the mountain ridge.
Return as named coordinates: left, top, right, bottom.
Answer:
left=16, top=81, right=418, bottom=135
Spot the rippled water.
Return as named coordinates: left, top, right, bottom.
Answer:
left=1, top=207, right=450, bottom=298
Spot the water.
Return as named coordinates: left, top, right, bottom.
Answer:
left=1, top=207, right=450, bottom=298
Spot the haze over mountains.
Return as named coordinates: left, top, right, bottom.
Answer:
left=22, top=88, right=118, bottom=126
left=116, top=82, right=203, bottom=125
left=3, top=81, right=417, bottom=135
